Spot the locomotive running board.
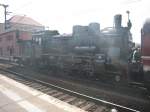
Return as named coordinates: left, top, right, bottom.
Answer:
left=129, top=82, right=147, bottom=90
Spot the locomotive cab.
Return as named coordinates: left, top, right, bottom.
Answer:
left=128, top=47, right=144, bottom=82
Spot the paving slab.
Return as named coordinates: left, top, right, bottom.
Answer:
left=0, top=73, right=87, bottom=112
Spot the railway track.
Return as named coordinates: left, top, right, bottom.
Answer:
left=0, top=65, right=142, bottom=112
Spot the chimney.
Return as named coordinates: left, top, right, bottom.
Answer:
left=114, top=14, right=122, bottom=29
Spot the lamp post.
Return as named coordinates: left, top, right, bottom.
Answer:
left=0, top=4, right=9, bottom=30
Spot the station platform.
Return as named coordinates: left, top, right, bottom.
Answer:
left=0, top=74, right=86, bottom=112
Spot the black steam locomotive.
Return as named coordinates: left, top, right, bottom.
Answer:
left=20, top=14, right=135, bottom=83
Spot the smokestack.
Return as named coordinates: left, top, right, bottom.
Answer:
left=114, top=14, right=122, bottom=29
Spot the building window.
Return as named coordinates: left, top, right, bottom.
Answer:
left=6, top=35, right=13, bottom=41
left=0, top=48, right=3, bottom=56
left=0, top=38, right=2, bottom=42
left=7, top=46, right=14, bottom=56
left=10, top=47, right=14, bottom=56
left=7, top=46, right=10, bottom=51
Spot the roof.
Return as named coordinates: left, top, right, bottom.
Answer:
left=9, top=15, right=43, bottom=26
left=53, top=34, right=72, bottom=38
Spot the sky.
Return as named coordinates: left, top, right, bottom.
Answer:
left=0, top=0, right=150, bottom=43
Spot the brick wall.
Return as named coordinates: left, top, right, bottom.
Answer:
left=0, top=30, right=32, bottom=58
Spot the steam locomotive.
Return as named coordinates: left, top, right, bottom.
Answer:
left=19, top=14, right=135, bottom=84
left=18, top=13, right=149, bottom=87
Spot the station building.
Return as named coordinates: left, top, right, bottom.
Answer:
left=0, top=15, right=44, bottom=59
